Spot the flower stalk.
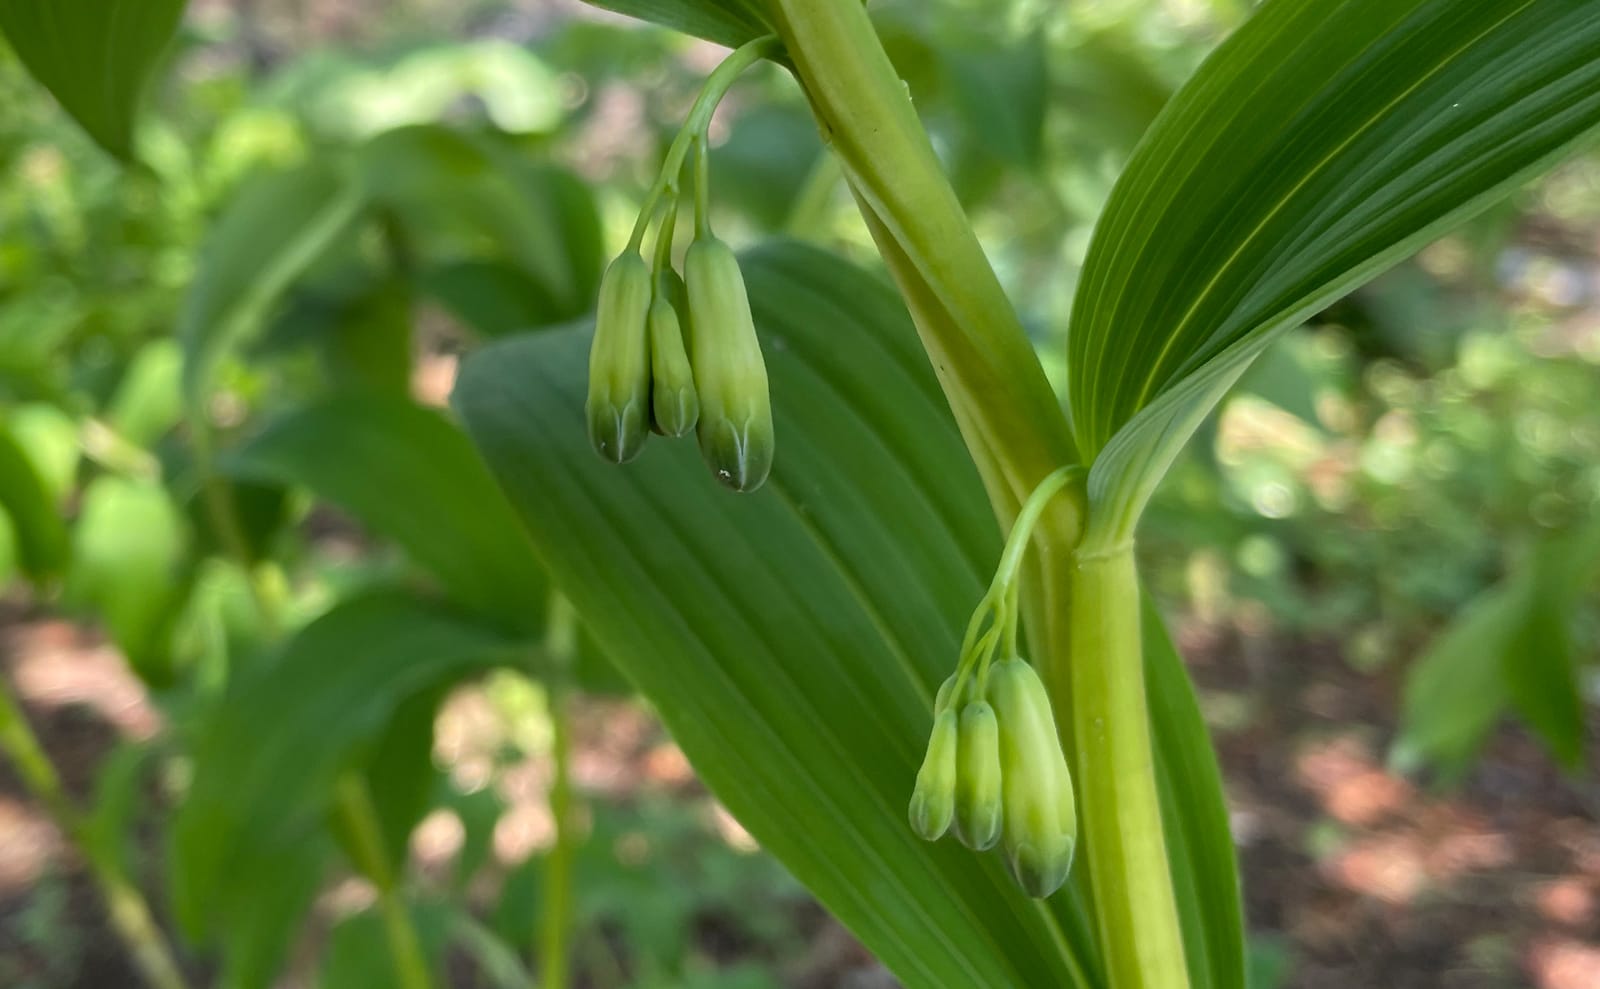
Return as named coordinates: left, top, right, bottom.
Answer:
left=0, top=677, right=191, bottom=989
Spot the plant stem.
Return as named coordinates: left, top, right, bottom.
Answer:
left=332, top=775, right=434, bottom=989
left=1069, top=546, right=1188, bottom=989
left=767, top=0, right=1077, bottom=519
left=771, top=8, right=1189, bottom=988
left=539, top=594, right=579, bottom=989
left=0, top=678, right=192, bottom=989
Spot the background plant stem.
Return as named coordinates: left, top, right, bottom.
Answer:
left=539, top=594, right=579, bottom=989
left=332, top=775, right=435, bottom=989
left=1070, top=548, right=1188, bottom=989
left=0, top=677, right=192, bottom=989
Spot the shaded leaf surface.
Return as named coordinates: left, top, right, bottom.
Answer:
left=171, top=592, right=519, bottom=986
left=179, top=162, right=365, bottom=406
left=458, top=242, right=1109, bottom=987
left=225, top=394, right=547, bottom=634
left=0, top=0, right=187, bottom=158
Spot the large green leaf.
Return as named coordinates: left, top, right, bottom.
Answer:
left=461, top=242, right=1206, bottom=986
left=179, top=161, right=366, bottom=407
left=0, top=0, right=187, bottom=159
left=224, top=394, right=547, bottom=634
left=1068, top=0, right=1600, bottom=545
left=170, top=591, right=519, bottom=987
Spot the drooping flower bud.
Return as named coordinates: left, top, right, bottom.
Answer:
left=953, top=700, right=1003, bottom=851
left=684, top=235, right=773, bottom=492
left=988, top=658, right=1077, bottom=898
left=908, top=708, right=959, bottom=842
left=586, top=252, right=653, bottom=463
left=648, top=291, right=698, bottom=438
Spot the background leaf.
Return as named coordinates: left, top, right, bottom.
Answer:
left=66, top=475, right=191, bottom=685
left=1068, top=0, right=1600, bottom=542
left=224, top=394, right=548, bottom=634
left=0, top=421, right=69, bottom=581
left=171, top=591, right=519, bottom=988
left=0, top=0, right=188, bottom=159
left=458, top=242, right=1125, bottom=988
left=179, top=161, right=366, bottom=406
left=579, top=0, right=772, bottom=50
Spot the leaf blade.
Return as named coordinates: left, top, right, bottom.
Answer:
left=224, top=394, right=547, bottom=633
left=0, top=0, right=187, bottom=158
left=455, top=242, right=1101, bottom=988
left=1068, top=0, right=1600, bottom=542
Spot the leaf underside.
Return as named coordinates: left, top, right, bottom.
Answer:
left=1068, top=0, right=1600, bottom=540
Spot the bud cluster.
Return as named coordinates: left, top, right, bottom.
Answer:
left=585, top=37, right=778, bottom=493
left=908, top=467, right=1085, bottom=899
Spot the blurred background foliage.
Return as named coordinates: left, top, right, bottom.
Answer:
left=0, top=0, right=1596, bottom=987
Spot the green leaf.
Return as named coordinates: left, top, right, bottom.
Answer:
left=66, top=476, right=191, bottom=686
left=0, top=421, right=69, bottom=582
left=1394, top=521, right=1600, bottom=780
left=267, top=276, right=414, bottom=396
left=106, top=340, right=184, bottom=448
left=0, top=0, right=187, bottom=159
left=1501, top=524, right=1600, bottom=772
left=180, top=161, right=366, bottom=407
left=224, top=394, right=547, bottom=634
left=456, top=242, right=1104, bottom=988
left=1392, top=582, right=1521, bottom=783
left=420, top=260, right=562, bottom=337
left=1144, top=600, right=1245, bottom=989
left=357, top=126, right=602, bottom=321
left=331, top=686, right=447, bottom=877
left=319, top=900, right=453, bottom=989
left=1068, top=0, right=1600, bottom=545
left=171, top=591, right=519, bottom=985
left=580, top=0, right=772, bottom=50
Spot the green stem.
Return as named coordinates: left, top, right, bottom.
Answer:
left=628, top=35, right=780, bottom=251
left=767, top=1, right=1077, bottom=520
left=0, top=679, right=192, bottom=989
left=539, top=595, right=579, bottom=989
left=1069, top=547, right=1188, bottom=989
left=692, top=137, right=713, bottom=239
left=332, top=776, right=434, bottom=989
left=191, top=424, right=285, bottom=634
left=771, top=9, right=1188, bottom=988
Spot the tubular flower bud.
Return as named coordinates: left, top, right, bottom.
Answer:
left=988, top=658, right=1078, bottom=898
left=908, top=708, right=959, bottom=842
left=953, top=701, right=1003, bottom=851
left=648, top=293, right=698, bottom=437
left=684, top=235, right=773, bottom=492
left=586, top=253, right=653, bottom=463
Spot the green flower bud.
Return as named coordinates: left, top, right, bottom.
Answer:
left=953, top=701, right=1003, bottom=851
left=586, top=253, right=653, bottom=464
left=684, top=236, right=773, bottom=492
left=988, top=658, right=1077, bottom=898
left=908, top=708, right=959, bottom=842
left=648, top=293, right=698, bottom=437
